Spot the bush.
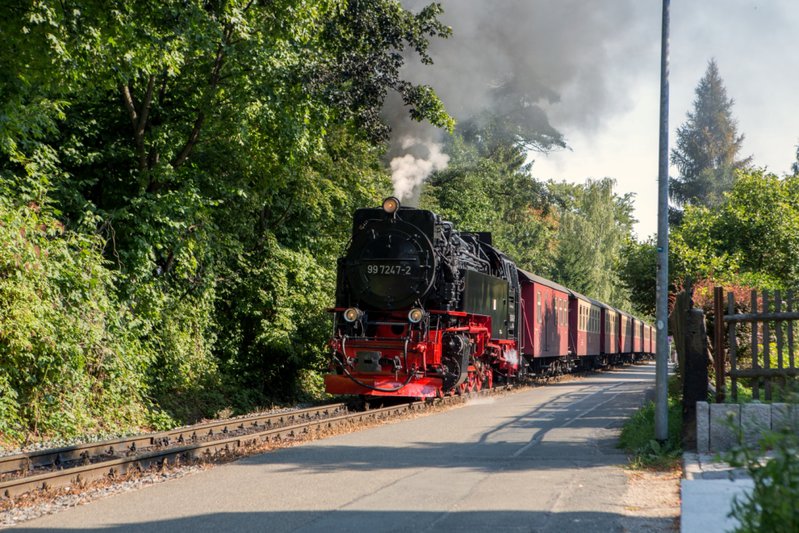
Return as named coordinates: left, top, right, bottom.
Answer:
left=0, top=199, right=153, bottom=441
left=727, top=429, right=799, bottom=532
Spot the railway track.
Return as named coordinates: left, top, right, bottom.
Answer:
left=0, top=403, right=350, bottom=499
left=0, top=389, right=508, bottom=501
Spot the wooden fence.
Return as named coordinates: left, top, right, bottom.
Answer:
left=714, top=287, right=799, bottom=402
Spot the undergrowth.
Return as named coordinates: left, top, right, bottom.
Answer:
left=619, top=377, right=683, bottom=470
left=726, top=424, right=799, bottom=531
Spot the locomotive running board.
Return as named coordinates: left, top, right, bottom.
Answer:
left=324, top=374, right=442, bottom=398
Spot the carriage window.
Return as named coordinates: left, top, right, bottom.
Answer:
left=553, top=296, right=557, bottom=325
left=537, top=292, right=542, bottom=324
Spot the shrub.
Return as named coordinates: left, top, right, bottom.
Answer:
left=0, top=199, right=153, bottom=441
left=727, top=429, right=799, bottom=532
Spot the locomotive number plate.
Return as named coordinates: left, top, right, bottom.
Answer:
left=366, top=264, right=412, bottom=275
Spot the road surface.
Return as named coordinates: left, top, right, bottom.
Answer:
left=12, top=363, right=670, bottom=532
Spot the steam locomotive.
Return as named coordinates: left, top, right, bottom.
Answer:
left=325, top=197, right=654, bottom=398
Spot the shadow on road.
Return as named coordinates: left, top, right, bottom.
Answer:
left=13, top=509, right=674, bottom=532
left=231, top=384, right=645, bottom=473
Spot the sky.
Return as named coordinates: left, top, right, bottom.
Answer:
left=533, top=0, right=799, bottom=239
left=395, top=0, right=799, bottom=240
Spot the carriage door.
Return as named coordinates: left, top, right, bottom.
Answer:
left=505, top=261, right=520, bottom=343
left=536, top=290, right=544, bottom=354
left=550, top=294, right=557, bottom=355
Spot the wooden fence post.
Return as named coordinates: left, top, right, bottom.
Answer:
left=683, top=307, right=709, bottom=449
left=714, top=286, right=725, bottom=402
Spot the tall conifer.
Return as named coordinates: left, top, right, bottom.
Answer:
left=670, top=59, right=751, bottom=208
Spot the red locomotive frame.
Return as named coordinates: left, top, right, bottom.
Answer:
left=325, top=308, right=521, bottom=398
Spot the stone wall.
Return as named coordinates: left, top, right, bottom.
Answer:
left=695, top=401, right=799, bottom=452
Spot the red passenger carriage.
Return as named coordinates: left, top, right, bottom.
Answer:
left=632, top=318, right=643, bottom=355
left=619, top=312, right=633, bottom=359
left=569, top=292, right=601, bottom=367
left=518, top=270, right=570, bottom=373
left=598, top=302, right=619, bottom=365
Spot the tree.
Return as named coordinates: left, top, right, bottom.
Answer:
left=548, top=179, right=635, bottom=308
left=668, top=171, right=799, bottom=290
left=422, top=119, right=559, bottom=276
left=618, top=238, right=657, bottom=317
left=792, top=144, right=799, bottom=175
left=457, top=77, right=566, bottom=158
left=670, top=59, right=751, bottom=209
left=0, top=0, right=455, bottom=436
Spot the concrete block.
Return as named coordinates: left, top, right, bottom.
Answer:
left=741, top=403, right=771, bottom=447
left=710, top=403, right=740, bottom=452
left=696, top=401, right=710, bottom=453
left=681, top=479, right=753, bottom=533
left=683, top=452, right=701, bottom=480
left=771, top=403, right=799, bottom=433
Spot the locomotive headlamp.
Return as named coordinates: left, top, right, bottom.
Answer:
left=343, top=307, right=363, bottom=323
left=382, top=197, right=400, bottom=214
left=408, top=307, right=425, bottom=323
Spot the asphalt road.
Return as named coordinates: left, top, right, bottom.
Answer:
left=13, top=363, right=662, bottom=532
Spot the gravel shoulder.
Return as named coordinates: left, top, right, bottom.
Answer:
left=621, top=468, right=681, bottom=531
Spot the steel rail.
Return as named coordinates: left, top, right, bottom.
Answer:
left=0, top=403, right=348, bottom=477
left=0, top=370, right=592, bottom=500
left=0, top=401, right=427, bottom=499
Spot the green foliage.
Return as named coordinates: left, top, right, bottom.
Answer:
left=619, top=238, right=657, bottom=317
left=548, top=178, right=636, bottom=310
left=621, top=170, right=799, bottom=317
left=670, top=59, right=751, bottom=210
left=314, top=0, right=454, bottom=140
left=727, top=429, right=799, bottom=532
left=671, top=170, right=799, bottom=287
left=0, top=0, right=447, bottom=442
left=0, top=198, right=152, bottom=440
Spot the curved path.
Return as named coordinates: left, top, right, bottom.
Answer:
left=12, top=363, right=670, bottom=532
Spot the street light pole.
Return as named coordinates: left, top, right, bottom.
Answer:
left=655, top=0, right=670, bottom=441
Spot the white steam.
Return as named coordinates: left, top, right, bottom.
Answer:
left=389, top=137, right=450, bottom=204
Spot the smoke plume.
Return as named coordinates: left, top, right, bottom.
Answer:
left=386, top=0, right=656, bottom=190
left=390, top=137, right=450, bottom=203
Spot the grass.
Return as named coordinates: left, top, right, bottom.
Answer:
left=619, top=376, right=683, bottom=470
left=719, top=374, right=799, bottom=404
